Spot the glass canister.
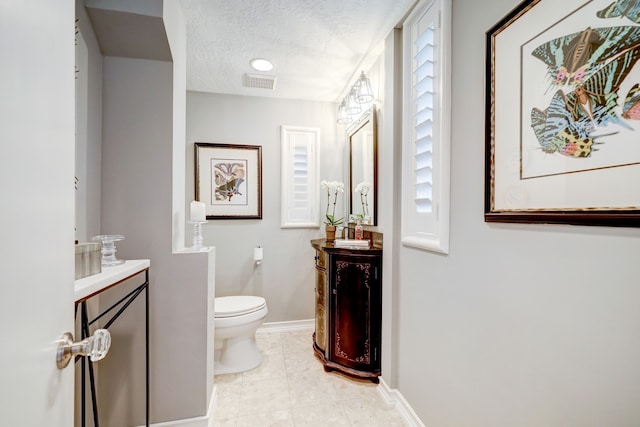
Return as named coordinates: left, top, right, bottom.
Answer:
left=75, top=242, right=102, bottom=279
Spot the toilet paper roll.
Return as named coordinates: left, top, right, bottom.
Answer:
left=254, top=246, right=263, bottom=262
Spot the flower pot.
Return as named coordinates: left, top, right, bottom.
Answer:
left=325, top=225, right=336, bottom=242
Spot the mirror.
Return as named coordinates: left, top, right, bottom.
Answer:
left=348, top=107, right=377, bottom=225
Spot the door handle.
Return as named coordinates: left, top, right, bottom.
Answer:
left=56, top=329, right=111, bottom=369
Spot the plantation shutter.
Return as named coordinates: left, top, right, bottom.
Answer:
left=292, top=143, right=310, bottom=212
left=281, top=126, right=320, bottom=228
left=402, top=0, right=451, bottom=254
left=414, top=23, right=435, bottom=213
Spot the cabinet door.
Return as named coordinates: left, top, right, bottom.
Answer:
left=314, top=264, right=328, bottom=352
left=329, top=254, right=381, bottom=373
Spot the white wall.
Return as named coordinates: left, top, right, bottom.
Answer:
left=164, top=0, right=189, bottom=253
left=100, top=56, right=212, bottom=426
left=390, top=1, right=640, bottom=425
left=379, top=28, right=403, bottom=390
left=186, top=92, right=340, bottom=322
left=73, top=3, right=104, bottom=423
left=75, top=1, right=103, bottom=243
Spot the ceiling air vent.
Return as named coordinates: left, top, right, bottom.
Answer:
left=243, top=73, right=277, bottom=90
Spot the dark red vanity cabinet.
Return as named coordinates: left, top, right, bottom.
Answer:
left=311, top=239, right=382, bottom=380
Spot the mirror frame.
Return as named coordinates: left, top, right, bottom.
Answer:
left=348, top=107, right=378, bottom=225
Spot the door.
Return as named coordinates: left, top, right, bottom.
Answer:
left=330, top=254, right=381, bottom=373
left=0, top=1, right=76, bottom=426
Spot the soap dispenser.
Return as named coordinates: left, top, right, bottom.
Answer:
left=355, top=218, right=364, bottom=240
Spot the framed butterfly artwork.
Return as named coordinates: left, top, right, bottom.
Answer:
left=485, top=0, right=640, bottom=227
left=195, top=143, right=263, bottom=219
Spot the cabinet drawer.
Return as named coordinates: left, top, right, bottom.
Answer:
left=315, top=250, right=326, bottom=269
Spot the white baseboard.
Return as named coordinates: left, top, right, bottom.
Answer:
left=378, top=378, right=425, bottom=427
left=136, top=385, right=218, bottom=427
left=257, top=318, right=314, bottom=333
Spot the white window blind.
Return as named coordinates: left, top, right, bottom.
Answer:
left=281, top=126, right=320, bottom=228
left=414, top=24, right=435, bottom=214
left=293, top=144, right=309, bottom=210
left=402, top=0, right=451, bottom=254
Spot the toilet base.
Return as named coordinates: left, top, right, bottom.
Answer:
left=214, top=334, right=263, bottom=375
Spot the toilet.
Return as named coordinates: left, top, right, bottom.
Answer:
left=214, top=295, right=268, bottom=375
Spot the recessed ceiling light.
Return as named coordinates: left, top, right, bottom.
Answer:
left=250, top=58, right=274, bottom=72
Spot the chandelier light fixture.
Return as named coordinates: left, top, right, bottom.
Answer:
left=345, top=88, right=362, bottom=115
left=355, top=71, right=374, bottom=103
left=336, top=71, right=374, bottom=124
left=336, top=100, right=352, bottom=124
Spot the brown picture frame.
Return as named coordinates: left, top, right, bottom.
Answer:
left=195, top=143, right=262, bottom=220
left=485, top=0, right=640, bottom=227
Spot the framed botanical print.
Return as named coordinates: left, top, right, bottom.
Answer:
left=195, top=143, right=262, bottom=219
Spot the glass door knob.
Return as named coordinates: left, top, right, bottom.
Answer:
left=56, top=328, right=111, bottom=369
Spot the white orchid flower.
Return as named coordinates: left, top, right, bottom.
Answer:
left=321, top=179, right=345, bottom=225
left=355, top=182, right=370, bottom=193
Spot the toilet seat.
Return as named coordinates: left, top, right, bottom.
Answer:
left=215, top=296, right=266, bottom=318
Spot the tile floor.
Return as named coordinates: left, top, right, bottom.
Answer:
left=213, top=329, right=408, bottom=427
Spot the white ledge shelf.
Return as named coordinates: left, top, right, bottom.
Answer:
left=74, top=259, right=150, bottom=302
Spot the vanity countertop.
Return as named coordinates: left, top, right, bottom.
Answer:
left=74, top=259, right=150, bottom=302
left=311, top=238, right=382, bottom=254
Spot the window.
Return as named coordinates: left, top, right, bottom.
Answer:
left=281, top=126, right=320, bottom=228
left=401, top=0, right=451, bottom=254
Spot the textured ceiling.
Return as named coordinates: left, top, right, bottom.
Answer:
left=180, top=0, right=416, bottom=102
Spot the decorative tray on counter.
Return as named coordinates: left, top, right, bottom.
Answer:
left=333, top=239, right=370, bottom=249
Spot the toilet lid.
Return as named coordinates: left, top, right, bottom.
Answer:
left=215, top=296, right=266, bottom=318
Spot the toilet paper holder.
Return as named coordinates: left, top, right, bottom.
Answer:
left=254, top=246, right=263, bottom=266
